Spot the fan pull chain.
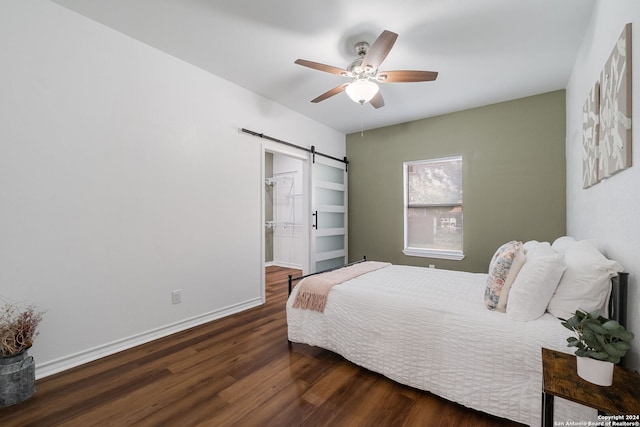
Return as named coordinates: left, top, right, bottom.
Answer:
left=360, top=103, right=365, bottom=137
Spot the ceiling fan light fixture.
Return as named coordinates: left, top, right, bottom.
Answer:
left=294, top=30, right=437, bottom=109
left=345, top=79, right=379, bottom=104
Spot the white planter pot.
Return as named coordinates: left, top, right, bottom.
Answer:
left=576, top=356, right=614, bottom=386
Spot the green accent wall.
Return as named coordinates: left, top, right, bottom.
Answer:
left=346, top=90, right=567, bottom=273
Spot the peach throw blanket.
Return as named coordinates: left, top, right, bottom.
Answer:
left=292, top=261, right=391, bottom=312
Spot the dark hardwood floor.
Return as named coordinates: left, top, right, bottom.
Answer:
left=0, top=266, right=524, bottom=426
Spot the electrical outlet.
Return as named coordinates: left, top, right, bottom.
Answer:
left=429, top=264, right=435, bottom=269
left=171, top=290, right=182, bottom=304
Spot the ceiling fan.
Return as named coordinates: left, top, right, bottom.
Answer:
left=295, top=30, right=438, bottom=108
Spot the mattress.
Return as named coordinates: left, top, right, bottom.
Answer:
left=286, top=264, right=597, bottom=426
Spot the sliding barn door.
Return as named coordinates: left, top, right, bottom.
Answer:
left=310, top=155, right=348, bottom=273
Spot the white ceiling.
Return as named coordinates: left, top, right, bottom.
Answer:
left=52, top=0, right=595, bottom=134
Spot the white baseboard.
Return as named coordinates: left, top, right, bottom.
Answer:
left=35, top=297, right=264, bottom=379
left=270, top=261, right=303, bottom=269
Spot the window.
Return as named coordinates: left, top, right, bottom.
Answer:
left=403, top=156, right=464, bottom=260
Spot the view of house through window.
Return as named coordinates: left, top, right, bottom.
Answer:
left=403, top=156, right=464, bottom=260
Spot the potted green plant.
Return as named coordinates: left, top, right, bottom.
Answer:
left=560, top=309, right=634, bottom=386
left=0, top=301, right=43, bottom=406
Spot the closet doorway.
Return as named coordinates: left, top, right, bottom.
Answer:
left=260, top=138, right=348, bottom=303
left=264, top=151, right=309, bottom=274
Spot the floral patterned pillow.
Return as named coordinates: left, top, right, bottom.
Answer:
left=485, top=241, right=525, bottom=311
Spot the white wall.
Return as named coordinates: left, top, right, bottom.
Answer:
left=0, top=0, right=344, bottom=378
left=566, top=0, right=640, bottom=369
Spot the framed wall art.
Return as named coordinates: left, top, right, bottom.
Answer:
left=598, top=23, right=632, bottom=179
left=582, top=81, right=600, bottom=188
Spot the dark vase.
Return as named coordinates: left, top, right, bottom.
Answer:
left=0, top=350, right=35, bottom=407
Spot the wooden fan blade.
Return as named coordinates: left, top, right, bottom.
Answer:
left=370, top=91, right=385, bottom=109
left=295, top=59, right=349, bottom=76
left=311, top=83, right=350, bottom=103
left=377, top=70, right=439, bottom=82
left=362, top=30, right=398, bottom=71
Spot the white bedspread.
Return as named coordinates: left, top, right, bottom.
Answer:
left=286, top=265, right=598, bottom=426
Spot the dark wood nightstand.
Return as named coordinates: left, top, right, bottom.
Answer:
left=541, top=347, right=640, bottom=427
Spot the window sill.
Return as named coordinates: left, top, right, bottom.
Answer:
left=402, top=248, right=465, bottom=261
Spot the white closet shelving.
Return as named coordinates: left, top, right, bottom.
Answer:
left=265, top=170, right=303, bottom=230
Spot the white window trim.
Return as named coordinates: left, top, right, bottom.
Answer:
left=403, top=156, right=465, bottom=261
left=402, top=247, right=465, bottom=260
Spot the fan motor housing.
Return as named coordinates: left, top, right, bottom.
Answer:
left=354, top=41, right=369, bottom=57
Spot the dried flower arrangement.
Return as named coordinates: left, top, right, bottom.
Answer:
left=0, top=302, right=43, bottom=357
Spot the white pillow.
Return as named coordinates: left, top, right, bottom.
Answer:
left=485, top=241, right=525, bottom=312
left=546, top=240, right=623, bottom=319
left=551, top=236, right=576, bottom=253
left=507, top=253, right=566, bottom=321
left=523, top=240, right=553, bottom=258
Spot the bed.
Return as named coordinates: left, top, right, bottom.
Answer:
left=286, top=238, right=627, bottom=427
